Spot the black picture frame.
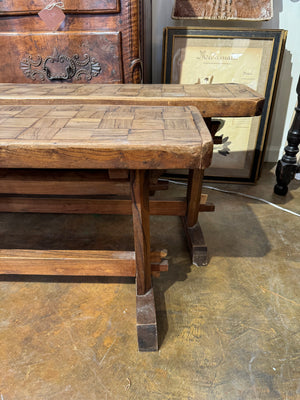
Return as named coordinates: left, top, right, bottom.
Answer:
left=162, top=27, right=286, bottom=183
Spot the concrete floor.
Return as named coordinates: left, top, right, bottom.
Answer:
left=0, top=163, right=299, bottom=400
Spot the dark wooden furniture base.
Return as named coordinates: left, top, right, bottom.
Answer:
left=274, top=75, right=300, bottom=196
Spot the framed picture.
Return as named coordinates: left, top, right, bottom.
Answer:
left=162, top=27, right=286, bottom=182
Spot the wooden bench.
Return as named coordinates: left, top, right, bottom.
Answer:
left=0, top=83, right=264, bottom=350
left=0, top=83, right=264, bottom=117
left=0, top=83, right=264, bottom=266
left=0, top=102, right=213, bottom=351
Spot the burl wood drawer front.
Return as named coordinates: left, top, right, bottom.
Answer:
left=0, top=0, right=120, bottom=14
left=0, top=32, right=124, bottom=83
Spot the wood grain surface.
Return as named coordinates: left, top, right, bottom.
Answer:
left=0, top=0, right=140, bottom=84
left=0, top=104, right=213, bottom=170
left=131, top=170, right=151, bottom=295
left=0, top=169, right=168, bottom=196
left=0, top=32, right=124, bottom=84
left=173, top=0, right=273, bottom=20
left=0, top=249, right=167, bottom=277
left=0, top=83, right=264, bottom=117
left=0, top=0, right=120, bottom=14
left=0, top=197, right=201, bottom=216
left=0, top=249, right=136, bottom=276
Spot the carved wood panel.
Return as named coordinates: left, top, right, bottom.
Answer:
left=173, top=0, right=273, bottom=21
left=0, top=32, right=124, bottom=83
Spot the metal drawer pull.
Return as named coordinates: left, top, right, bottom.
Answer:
left=20, top=48, right=101, bottom=81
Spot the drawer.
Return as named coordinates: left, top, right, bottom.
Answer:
left=0, top=0, right=120, bottom=15
left=0, top=32, right=124, bottom=83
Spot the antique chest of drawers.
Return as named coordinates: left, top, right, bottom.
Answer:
left=0, top=0, right=142, bottom=84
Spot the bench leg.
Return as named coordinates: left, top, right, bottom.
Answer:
left=130, top=170, right=158, bottom=351
left=183, top=169, right=208, bottom=266
left=136, top=288, right=158, bottom=351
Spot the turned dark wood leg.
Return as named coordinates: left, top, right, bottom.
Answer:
left=130, top=170, right=158, bottom=351
left=274, top=75, right=300, bottom=195
left=182, top=169, right=208, bottom=266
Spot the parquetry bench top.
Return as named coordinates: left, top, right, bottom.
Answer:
left=0, top=83, right=264, bottom=118
left=0, top=104, right=213, bottom=170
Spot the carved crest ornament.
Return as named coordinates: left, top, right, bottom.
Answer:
left=20, top=48, right=101, bottom=81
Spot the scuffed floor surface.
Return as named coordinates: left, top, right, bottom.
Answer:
left=0, top=163, right=299, bottom=399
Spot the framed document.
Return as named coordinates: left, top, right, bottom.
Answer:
left=163, top=27, right=286, bottom=182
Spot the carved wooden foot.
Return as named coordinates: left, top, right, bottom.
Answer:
left=274, top=75, right=300, bottom=196
left=136, top=288, right=158, bottom=351
left=274, top=160, right=297, bottom=196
